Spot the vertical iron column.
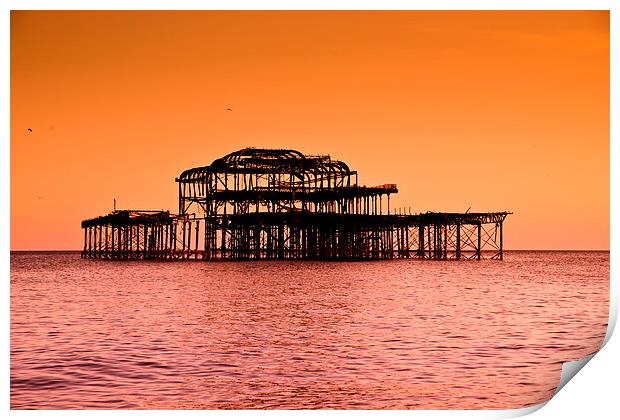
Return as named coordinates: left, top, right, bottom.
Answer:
left=499, top=221, right=503, bottom=260
left=477, top=223, right=482, bottom=260
left=418, top=225, right=424, bottom=258
left=195, top=220, right=200, bottom=259
left=187, top=220, right=192, bottom=259
left=456, top=222, right=461, bottom=260
left=111, top=226, right=115, bottom=259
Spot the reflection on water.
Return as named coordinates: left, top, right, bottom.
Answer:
left=10, top=251, right=608, bottom=409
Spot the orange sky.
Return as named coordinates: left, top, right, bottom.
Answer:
left=10, top=11, right=609, bottom=250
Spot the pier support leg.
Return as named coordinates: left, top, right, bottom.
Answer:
left=111, top=226, right=115, bottom=259
left=418, top=226, right=424, bottom=258
left=499, top=221, right=503, bottom=260
left=456, top=222, right=461, bottom=260
left=187, top=220, right=192, bottom=259
left=477, top=223, right=482, bottom=260
left=195, top=220, right=200, bottom=260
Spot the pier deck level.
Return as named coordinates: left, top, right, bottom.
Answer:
left=81, top=148, right=510, bottom=261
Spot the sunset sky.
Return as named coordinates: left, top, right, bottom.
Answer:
left=10, top=10, right=609, bottom=250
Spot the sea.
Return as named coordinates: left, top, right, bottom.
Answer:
left=10, top=251, right=609, bottom=409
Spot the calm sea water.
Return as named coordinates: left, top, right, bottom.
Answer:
left=10, top=251, right=609, bottom=409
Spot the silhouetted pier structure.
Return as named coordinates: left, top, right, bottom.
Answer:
left=81, top=148, right=510, bottom=261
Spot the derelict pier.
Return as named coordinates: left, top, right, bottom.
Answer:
left=81, top=148, right=510, bottom=261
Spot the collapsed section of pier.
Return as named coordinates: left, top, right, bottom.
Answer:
left=81, top=148, right=510, bottom=261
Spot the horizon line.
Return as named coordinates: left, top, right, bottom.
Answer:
left=9, top=249, right=612, bottom=253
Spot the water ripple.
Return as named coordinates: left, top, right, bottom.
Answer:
left=10, top=251, right=609, bottom=409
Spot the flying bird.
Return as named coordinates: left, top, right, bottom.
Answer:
left=27, top=128, right=32, bottom=133
left=226, top=108, right=232, bottom=111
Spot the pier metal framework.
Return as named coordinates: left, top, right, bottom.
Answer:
left=81, top=148, right=510, bottom=261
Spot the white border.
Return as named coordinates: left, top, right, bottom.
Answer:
left=3, top=1, right=617, bottom=419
